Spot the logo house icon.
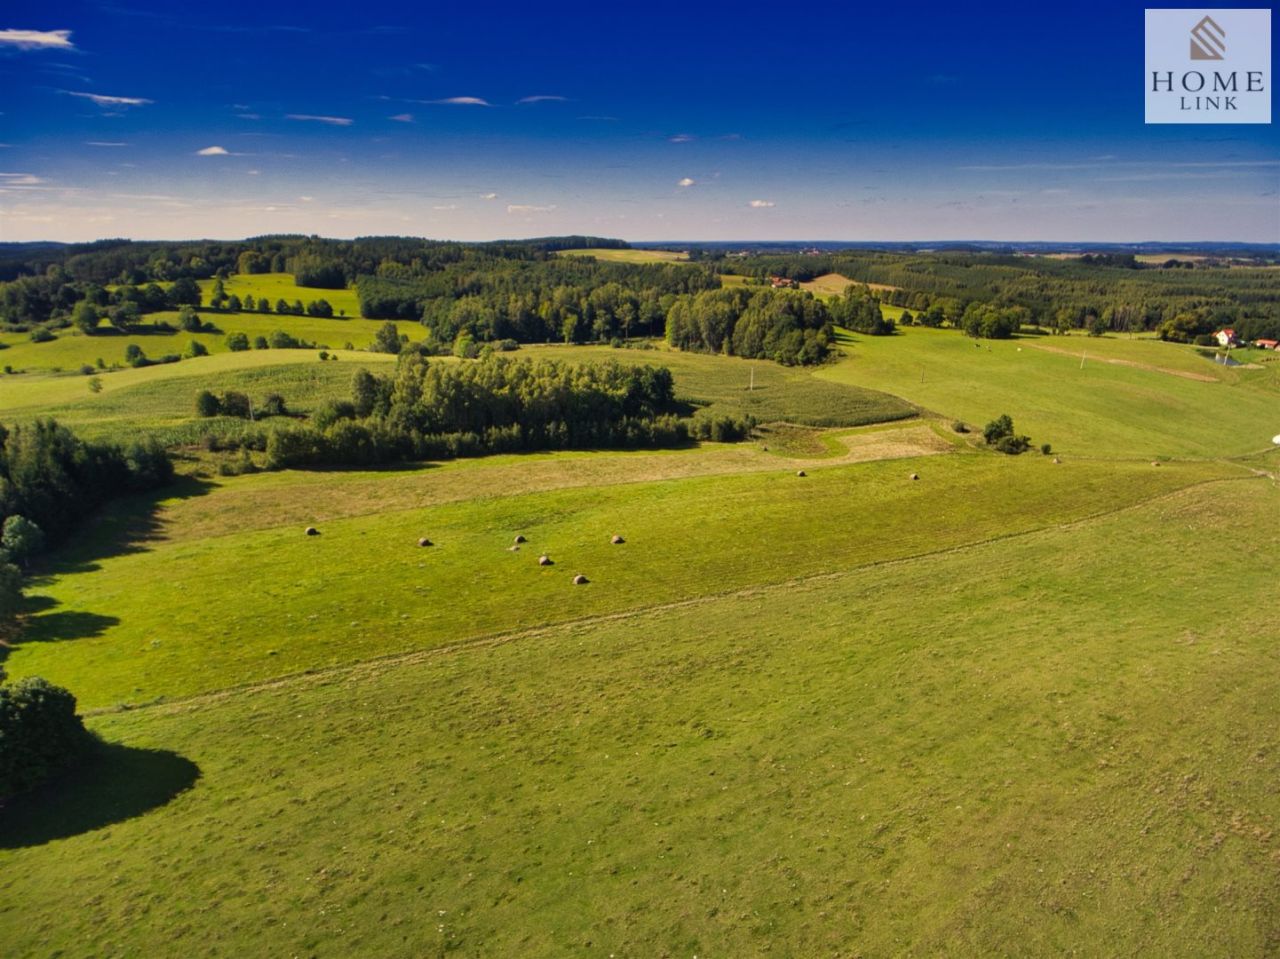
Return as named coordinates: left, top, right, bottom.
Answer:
left=1190, top=15, right=1225, bottom=60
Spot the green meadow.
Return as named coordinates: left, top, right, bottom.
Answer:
left=2, top=301, right=1279, bottom=956
left=823, top=326, right=1280, bottom=459
left=198, top=272, right=365, bottom=318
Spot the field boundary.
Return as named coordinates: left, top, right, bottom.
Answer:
left=87, top=472, right=1259, bottom=720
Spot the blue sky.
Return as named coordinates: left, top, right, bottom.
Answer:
left=1, top=0, right=1276, bottom=242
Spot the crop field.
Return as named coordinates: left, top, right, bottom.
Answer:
left=559, top=248, right=689, bottom=263
left=3, top=314, right=1279, bottom=957
left=800, top=272, right=901, bottom=298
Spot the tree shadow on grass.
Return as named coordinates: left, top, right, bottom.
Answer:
left=17, top=609, right=121, bottom=644
left=0, top=741, right=200, bottom=849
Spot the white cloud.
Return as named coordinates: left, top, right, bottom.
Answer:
left=388, top=113, right=414, bottom=122
left=298, top=195, right=314, bottom=202
left=432, top=204, right=458, bottom=210
left=285, top=114, right=353, bottom=126
left=668, top=134, right=695, bottom=143
left=0, top=29, right=74, bottom=51
left=516, top=95, right=567, bottom=104
left=246, top=169, right=260, bottom=176
left=66, top=91, right=153, bottom=107
left=479, top=192, right=498, bottom=200
left=86, top=141, right=128, bottom=147
left=237, top=113, right=261, bottom=120
left=749, top=199, right=775, bottom=208
left=0, top=172, right=45, bottom=186
left=424, top=96, right=491, bottom=106
left=507, top=204, right=556, bottom=214
left=196, top=146, right=230, bottom=156
left=678, top=177, right=695, bottom=188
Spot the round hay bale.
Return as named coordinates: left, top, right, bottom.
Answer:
left=796, top=469, right=806, bottom=477
left=417, top=537, right=433, bottom=547
left=538, top=554, right=553, bottom=566
left=1152, top=461, right=1161, bottom=467
left=572, top=574, right=589, bottom=585
left=1052, top=457, right=1061, bottom=464
left=909, top=473, right=919, bottom=481
left=305, top=526, right=319, bottom=536
left=514, top=534, right=527, bottom=544
left=507, top=545, right=520, bottom=552
left=611, top=534, right=625, bottom=545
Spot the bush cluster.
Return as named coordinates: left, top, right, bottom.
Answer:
left=0, top=677, right=96, bottom=799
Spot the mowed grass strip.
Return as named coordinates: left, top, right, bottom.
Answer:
left=2, top=480, right=1276, bottom=956
left=821, top=326, right=1280, bottom=459
left=7, top=454, right=1231, bottom=707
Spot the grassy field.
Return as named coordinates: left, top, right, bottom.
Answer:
left=800, top=272, right=900, bottom=298
left=0, top=312, right=423, bottom=374
left=823, top=327, right=1280, bottom=459
left=2, top=474, right=1276, bottom=955
left=523, top=343, right=915, bottom=427
left=3, top=309, right=1280, bottom=955
left=198, top=273, right=364, bottom=318
left=559, top=248, right=689, bottom=263
left=11, top=452, right=1230, bottom=709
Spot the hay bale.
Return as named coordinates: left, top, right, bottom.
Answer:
left=507, top=545, right=520, bottom=552
left=538, top=554, right=553, bottom=566
left=305, top=526, right=319, bottom=536
left=909, top=473, right=919, bottom=481
left=514, top=534, right=527, bottom=544
left=572, top=574, right=589, bottom=585
left=1152, top=461, right=1161, bottom=467
left=796, top=469, right=806, bottom=477
left=417, top=537, right=433, bottom=547
left=1052, top=457, right=1061, bottom=464
left=611, top=535, right=625, bottom=545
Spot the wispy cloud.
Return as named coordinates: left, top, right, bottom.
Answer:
left=388, top=113, right=414, bottom=122
left=86, top=141, right=128, bottom=147
left=196, top=145, right=231, bottom=156
left=516, top=95, right=568, bottom=104
left=577, top=115, right=617, bottom=122
left=432, top=204, right=458, bottom=210
left=0, top=172, right=46, bottom=186
left=0, top=28, right=74, bottom=50
left=65, top=91, right=153, bottom=107
left=421, top=96, right=491, bottom=106
left=480, top=192, right=498, bottom=200
left=237, top=113, right=261, bottom=120
left=507, top=204, right=556, bottom=214
left=678, top=177, right=695, bottom=187
left=668, top=134, right=696, bottom=143
left=286, top=114, right=353, bottom=126
left=748, top=199, right=775, bottom=208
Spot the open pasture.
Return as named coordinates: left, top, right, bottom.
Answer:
left=559, top=248, right=689, bottom=263
left=2, top=474, right=1276, bottom=956
left=822, top=326, right=1280, bottom=460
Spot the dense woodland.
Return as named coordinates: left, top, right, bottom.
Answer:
left=262, top=356, right=726, bottom=469
left=2, top=237, right=1278, bottom=354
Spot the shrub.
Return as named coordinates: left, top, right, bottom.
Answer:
left=29, top=327, right=55, bottom=343
left=183, top=340, right=209, bottom=359
left=124, top=343, right=147, bottom=368
left=952, top=420, right=969, bottom=434
left=994, top=434, right=1031, bottom=455
left=0, top=677, right=96, bottom=799
left=220, top=391, right=252, bottom=419
left=253, top=335, right=268, bottom=350
left=982, top=414, right=1015, bottom=445
left=2, top=515, right=45, bottom=565
left=1041, top=443, right=1053, bottom=456
left=195, top=390, right=221, bottom=417
left=261, top=393, right=287, bottom=417
left=176, top=306, right=201, bottom=332
left=225, top=332, right=250, bottom=352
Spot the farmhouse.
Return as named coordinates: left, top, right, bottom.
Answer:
left=1254, top=338, right=1279, bottom=350
left=770, top=275, right=799, bottom=289
left=1215, top=328, right=1239, bottom=347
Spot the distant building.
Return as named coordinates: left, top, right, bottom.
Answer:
left=1215, top=328, right=1239, bottom=347
left=1253, top=338, right=1279, bottom=350
left=769, top=276, right=798, bottom=289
